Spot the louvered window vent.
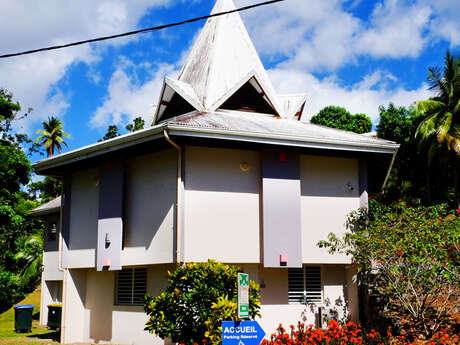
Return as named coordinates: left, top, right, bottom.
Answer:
left=288, top=266, right=322, bottom=304
left=115, top=268, right=147, bottom=306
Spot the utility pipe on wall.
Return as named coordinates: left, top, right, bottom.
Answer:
left=163, top=129, right=183, bottom=264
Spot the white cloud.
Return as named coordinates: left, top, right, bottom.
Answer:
left=239, top=0, right=456, bottom=72
left=268, top=68, right=432, bottom=124
left=428, top=0, right=460, bottom=46
left=91, top=60, right=178, bottom=129
left=0, top=0, right=173, bottom=132
left=356, top=0, right=432, bottom=58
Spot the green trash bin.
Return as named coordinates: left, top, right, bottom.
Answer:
left=14, top=304, right=34, bottom=333
left=47, top=304, right=62, bottom=329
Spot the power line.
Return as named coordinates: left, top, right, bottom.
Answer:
left=0, top=0, right=286, bottom=59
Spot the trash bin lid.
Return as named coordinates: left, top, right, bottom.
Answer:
left=14, top=304, right=34, bottom=309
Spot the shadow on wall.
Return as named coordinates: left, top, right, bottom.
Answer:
left=87, top=270, right=113, bottom=343
left=185, top=147, right=260, bottom=194
left=300, top=156, right=359, bottom=198
left=123, top=150, right=177, bottom=250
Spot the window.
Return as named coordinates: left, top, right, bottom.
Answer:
left=288, top=266, right=322, bottom=304
left=115, top=268, right=147, bottom=306
left=47, top=223, right=57, bottom=241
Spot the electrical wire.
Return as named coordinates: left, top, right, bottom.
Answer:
left=0, top=0, right=286, bottom=59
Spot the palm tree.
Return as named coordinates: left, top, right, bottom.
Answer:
left=14, top=234, right=43, bottom=289
left=35, top=116, right=70, bottom=157
left=416, top=51, right=460, bottom=158
left=416, top=51, right=460, bottom=206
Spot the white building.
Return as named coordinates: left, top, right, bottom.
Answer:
left=33, top=0, right=399, bottom=344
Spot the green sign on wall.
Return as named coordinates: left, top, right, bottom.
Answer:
left=238, top=272, right=249, bottom=318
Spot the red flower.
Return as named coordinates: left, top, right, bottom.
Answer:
left=457, top=208, right=460, bottom=214
left=397, top=250, right=403, bottom=256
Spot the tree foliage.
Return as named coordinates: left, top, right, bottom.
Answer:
left=416, top=51, right=460, bottom=157
left=144, top=260, right=260, bottom=345
left=376, top=103, right=458, bottom=207
left=29, top=176, right=62, bottom=203
left=99, top=125, right=120, bottom=142
left=35, top=116, right=70, bottom=157
left=318, top=200, right=459, bottom=337
left=310, top=106, right=372, bottom=134
left=100, top=116, right=145, bottom=142
left=126, top=116, right=145, bottom=132
left=0, top=89, right=44, bottom=312
left=414, top=51, right=460, bottom=207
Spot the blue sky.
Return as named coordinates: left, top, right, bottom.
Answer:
left=0, top=0, right=459, bottom=164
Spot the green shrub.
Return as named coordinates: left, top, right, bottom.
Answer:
left=144, top=260, right=260, bottom=345
left=319, top=200, right=460, bottom=337
left=0, top=271, right=23, bottom=313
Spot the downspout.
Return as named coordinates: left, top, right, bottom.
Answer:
left=380, top=146, right=399, bottom=194
left=163, top=129, right=183, bottom=265
left=58, top=185, right=67, bottom=344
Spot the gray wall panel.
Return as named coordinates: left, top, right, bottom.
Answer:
left=262, top=150, right=302, bottom=268
left=97, top=161, right=124, bottom=271
left=61, top=175, right=71, bottom=268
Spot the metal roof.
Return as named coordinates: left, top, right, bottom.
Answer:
left=33, top=109, right=398, bottom=173
left=167, top=110, right=399, bottom=153
left=29, top=196, right=61, bottom=216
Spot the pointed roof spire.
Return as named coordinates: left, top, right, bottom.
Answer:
left=153, top=0, right=307, bottom=124
left=177, top=0, right=281, bottom=112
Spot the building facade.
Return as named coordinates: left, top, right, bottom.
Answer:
left=33, top=0, right=399, bottom=344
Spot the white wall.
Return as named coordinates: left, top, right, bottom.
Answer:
left=42, top=251, right=63, bottom=280
left=62, top=269, right=89, bottom=343
left=71, top=265, right=172, bottom=345
left=184, top=146, right=260, bottom=262
left=257, top=265, right=351, bottom=334
left=300, top=156, right=359, bottom=264
left=66, top=169, right=99, bottom=268
left=122, top=150, right=176, bottom=266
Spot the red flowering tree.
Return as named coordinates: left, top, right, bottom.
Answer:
left=318, top=200, right=459, bottom=337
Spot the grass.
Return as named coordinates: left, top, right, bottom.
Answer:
left=0, top=287, right=60, bottom=344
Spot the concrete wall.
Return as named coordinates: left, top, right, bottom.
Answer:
left=66, top=169, right=99, bottom=268
left=257, top=265, right=351, bottom=333
left=184, top=146, right=260, bottom=262
left=122, top=150, right=177, bottom=265
left=62, top=265, right=172, bottom=345
left=300, top=155, right=360, bottom=264
left=62, top=269, right=89, bottom=343
left=42, top=213, right=63, bottom=281
left=61, top=262, right=356, bottom=344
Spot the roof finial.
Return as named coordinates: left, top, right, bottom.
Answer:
left=211, top=0, right=237, bottom=13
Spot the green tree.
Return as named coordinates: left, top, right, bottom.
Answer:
left=35, top=116, right=70, bottom=157
left=144, top=260, right=260, bottom=345
left=0, top=89, right=43, bottom=312
left=310, top=106, right=372, bottom=134
left=28, top=176, right=62, bottom=203
left=318, top=200, right=459, bottom=338
left=126, top=116, right=145, bottom=132
left=99, top=125, right=120, bottom=142
left=14, top=234, right=43, bottom=289
left=415, top=51, right=460, bottom=207
left=377, top=103, right=413, bottom=144
left=416, top=51, right=460, bottom=157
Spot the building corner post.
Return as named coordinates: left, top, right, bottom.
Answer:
left=163, top=129, right=183, bottom=264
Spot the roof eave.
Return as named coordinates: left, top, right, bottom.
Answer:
left=33, top=124, right=166, bottom=173
left=29, top=206, right=61, bottom=217
left=166, top=124, right=400, bottom=154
